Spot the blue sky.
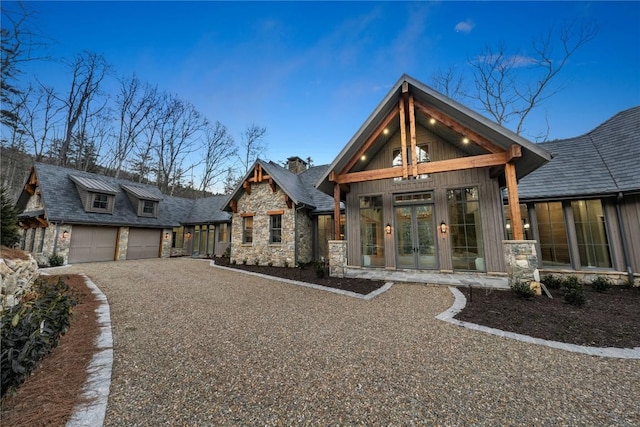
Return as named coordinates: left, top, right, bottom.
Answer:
left=14, top=1, right=640, bottom=169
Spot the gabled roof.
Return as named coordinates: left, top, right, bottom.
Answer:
left=184, top=195, right=231, bottom=224
left=224, top=159, right=341, bottom=213
left=317, top=74, right=552, bottom=194
left=17, top=162, right=230, bottom=227
left=518, top=106, right=640, bottom=200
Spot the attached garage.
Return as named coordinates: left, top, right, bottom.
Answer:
left=127, top=228, right=161, bottom=260
left=69, top=226, right=118, bottom=263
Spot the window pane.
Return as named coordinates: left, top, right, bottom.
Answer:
left=571, top=200, right=611, bottom=268
left=270, top=214, right=282, bottom=244
left=243, top=217, right=253, bottom=244
left=448, top=187, right=484, bottom=271
left=360, top=195, right=384, bottom=267
left=536, top=202, right=570, bottom=267
left=218, top=224, right=227, bottom=242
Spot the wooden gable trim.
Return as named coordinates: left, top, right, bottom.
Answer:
left=284, top=195, right=293, bottom=209
left=399, top=98, right=409, bottom=179
left=332, top=152, right=510, bottom=185
left=269, top=178, right=277, bottom=193
left=340, top=105, right=399, bottom=175
left=243, top=180, right=251, bottom=195
left=230, top=199, right=237, bottom=213
left=409, top=95, right=418, bottom=178
left=414, top=100, right=504, bottom=154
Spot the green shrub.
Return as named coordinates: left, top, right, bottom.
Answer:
left=541, top=274, right=563, bottom=290
left=314, top=261, right=328, bottom=279
left=561, top=276, right=585, bottom=306
left=590, top=276, right=612, bottom=292
left=242, top=258, right=247, bottom=265
left=1, top=277, right=77, bottom=397
left=48, top=254, right=64, bottom=267
left=284, top=261, right=289, bottom=268
left=510, top=280, right=535, bottom=300
left=223, top=247, right=231, bottom=258
left=254, top=258, right=260, bottom=266
left=267, top=261, right=273, bottom=267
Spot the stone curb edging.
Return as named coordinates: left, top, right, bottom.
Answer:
left=66, top=274, right=113, bottom=427
left=210, top=261, right=393, bottom=300
left=437, top=286, right=640, bottom=360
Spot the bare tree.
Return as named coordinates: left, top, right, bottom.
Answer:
left=431, top=65, right=466, bottom=102
left=197, top=120, right=236, bottom=195
left=236, top=123, right=267, bottom=175
left=155, top=94, right=206, bottom=194
left=109, top=74, right=158, bottom=178
left=19, top=82, right=62, bottom=160
left=469, top=20, right=597, bottom=139
left=56, top=51, right=110, bottom=166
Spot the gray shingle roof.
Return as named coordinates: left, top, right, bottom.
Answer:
left=223, top=159, right=343, bottom=214
left=518, top=106, right=640, bottom=200
left=19, top=163, right=230, bottom=228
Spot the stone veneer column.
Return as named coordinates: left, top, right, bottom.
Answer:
left=160, top=228, right=172, bottom=258
left=116, top=227, right=129, bottom=260
left=503, top=240, right=538, bottom=287
left=328, top=240, right=347, bottom=278
left=56, top=225, right=72, bottom=264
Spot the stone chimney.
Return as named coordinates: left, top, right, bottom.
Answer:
left=286, top=156, right=308, bottom=174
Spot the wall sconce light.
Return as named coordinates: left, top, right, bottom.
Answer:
left=385, top=223, right=392, bottom=234
left=164, top=232, right=170, bottom=240
left=62, top=230, right=69, bottom=239
left=440, top=221, right=448, bottom=234
left=185, top=232, right=192, bottom=239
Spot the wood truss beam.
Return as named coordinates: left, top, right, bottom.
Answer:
left=399, top=98, right=408, bottom=179
left=284, top=195, right=292, bottom=209
left=340, top=106, right=399, bottom=174
left=409, top=95, right=418, bottom=178
left=505, top=162, right=523, bottom=240
left=230, top=199, right=237, bottom=213
left=332, top=152, right=510, bottom=185
left=414, top=101, right=504, bottom=154
left=334, top=183, right=341, bottom=240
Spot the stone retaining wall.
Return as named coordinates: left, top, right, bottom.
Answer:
left=0, top=254, right=40, bottom=309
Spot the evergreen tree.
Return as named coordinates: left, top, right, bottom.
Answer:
left=1, top=184, right=21, bottom=247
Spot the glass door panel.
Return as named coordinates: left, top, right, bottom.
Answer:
left=395, top=207, right=414, bottom=269
left=416, top=205, right=437, bottom=269
left=394, top=204, right=437, bottom=270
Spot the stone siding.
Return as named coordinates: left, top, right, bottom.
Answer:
left=116, top=227, right=129, bottom=260
left=329, top=240, right=347, bottom=278
left=55, top=225, right=71, bottom=265
left=0, top=253, right=39, bottom=309
left=231, top=183, right=312, bottom=267
left=541, top=269, right=640, bottom=287
left=161, top=228, right=172, bottom=258
left=503, top=240, right=538, bottom=287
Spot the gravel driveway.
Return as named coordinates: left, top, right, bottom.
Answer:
left=66, top=258, right=640, bottom=426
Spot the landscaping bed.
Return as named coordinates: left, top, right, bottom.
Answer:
left=454, top=284, right=640, bottom=349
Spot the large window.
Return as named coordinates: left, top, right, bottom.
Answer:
left=448, top=187, right=484, bottom=271
left=270, top=214, right=282, bottom=244
left=360, top=195, right=384, bottom=267
left=572, top=200, right=611, bottom=268
left=535, top=202, right=570, bottom=267
left=172, top=226, right=184, bottom=248
left=218, top=224, right=228, bottom=242
left=503, top=204, right=533, bottom=240
left=242, top=216, right=253, bottom=244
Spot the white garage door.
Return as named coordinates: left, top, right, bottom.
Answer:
left=68, top=226, right=118, bottom=263
left=127, top=228, right=161, bottom=260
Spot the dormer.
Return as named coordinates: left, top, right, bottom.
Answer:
left=69, top=174, right=119, bottom=214
left=121, top=184, right=161, bottom=218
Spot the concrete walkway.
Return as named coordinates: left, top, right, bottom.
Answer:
left=344, top=266, right=509, bottom=289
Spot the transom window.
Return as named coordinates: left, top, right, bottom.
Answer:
left=92, top=194, right=109, bottom=210
left=270, top=214, right=282, bottom=244
left=392, top=144, right=431, bottom=181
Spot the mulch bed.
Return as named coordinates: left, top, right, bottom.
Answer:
left=454, top=285, right=640, bottom=349
left=213, top=257, right=385, bottom=295
left=1, top=274, right=99, bottom=426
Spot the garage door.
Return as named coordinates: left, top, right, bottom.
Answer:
left=127, top=228, right=161, bottom=260
left=68, top=226, right=118, bottom=263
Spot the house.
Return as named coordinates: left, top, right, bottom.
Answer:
left=16, top=162, right=231, bottom=264
left=223, top=156, right=343, bottom=267
left=316, top=74, right=552, bottom=277
left=514, top=106, right=640, bottom=284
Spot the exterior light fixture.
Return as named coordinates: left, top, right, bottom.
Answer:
left=361, top=155, right=366, bottom=161
left=164, top=232, right=170, bottom=240
left=429, top=118, right=436, bottom=125
left=383, top=128, right=389, bottom=135
left=523, top=223, right=530, bottom=229
left=462, top=137, right=470, bottom=144
left=385, top=223, right=392, bottom=234
left=506, top=223, right=511, bottom=230
left=186, top=232, right=192, bottom=239
left=440, top=221, right=448, bottom=234
left=62, top=230, right=69, bottom=239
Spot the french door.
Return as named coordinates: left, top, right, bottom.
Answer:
left=394, top=204, right=437, bottom=269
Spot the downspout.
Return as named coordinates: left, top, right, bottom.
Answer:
left=615, top=192, right=634, bottom=284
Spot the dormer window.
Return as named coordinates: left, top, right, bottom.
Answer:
left=140, top=200, right=157, bottom=217
left=92, top=194, right=110, bottom=210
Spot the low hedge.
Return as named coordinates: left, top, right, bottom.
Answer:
left=1, top=277, right=77, bottom=397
